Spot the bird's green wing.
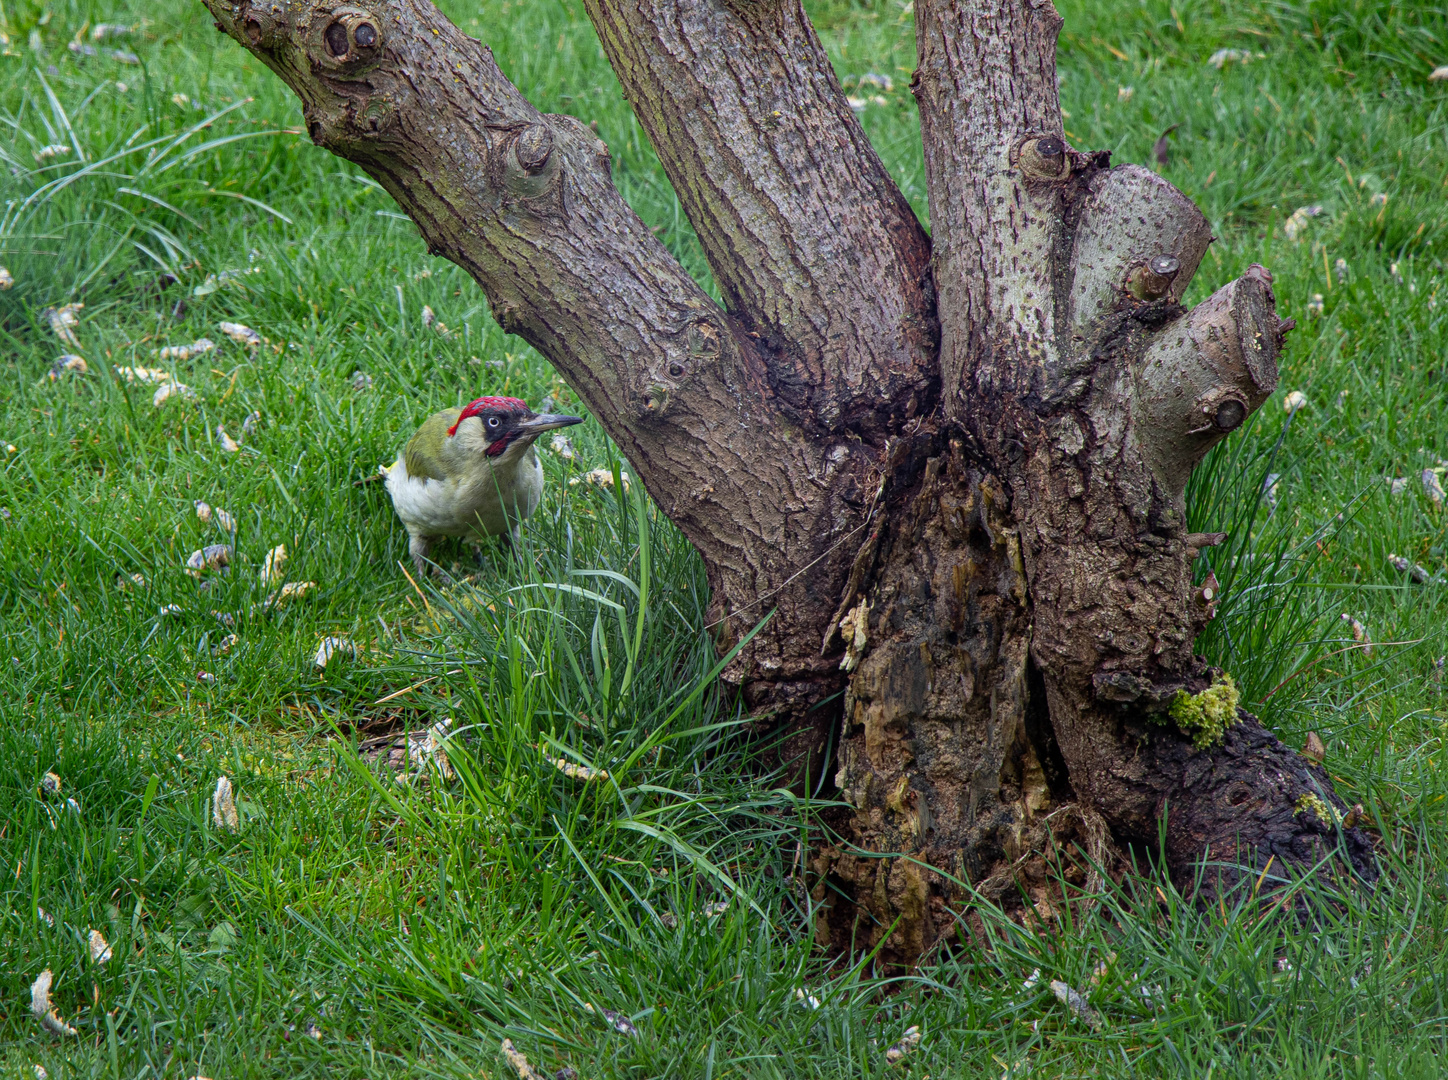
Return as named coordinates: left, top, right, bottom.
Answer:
left=403, top=409, right=460, bottom=481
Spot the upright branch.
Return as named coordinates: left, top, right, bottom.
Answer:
left=585, top=0, right=938, bottom=434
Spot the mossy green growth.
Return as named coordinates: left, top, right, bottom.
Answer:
left=1295, top=792, right=1341, bottom=826
left=1165, top=673, right=1241, bottom=750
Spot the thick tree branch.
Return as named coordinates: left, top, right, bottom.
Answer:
left=585, top=0, right=937, bottom=434
left=913, top=0, right=1066, bottom=412
left=203, top=0, right=883, bottom=743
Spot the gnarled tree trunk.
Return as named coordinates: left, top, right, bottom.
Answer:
left=205, top=0, right=1376, bottom=964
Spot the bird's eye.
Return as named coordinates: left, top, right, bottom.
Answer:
left=487, top=416, right=499, bottom=428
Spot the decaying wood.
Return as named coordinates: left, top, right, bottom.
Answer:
left=205, top=0, right=1376, bottom=966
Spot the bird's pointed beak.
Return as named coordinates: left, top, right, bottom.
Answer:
left=519, top=412, right=585, bottom=433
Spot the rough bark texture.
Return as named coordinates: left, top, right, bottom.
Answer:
left=205, top=0, right=1377, bottom=966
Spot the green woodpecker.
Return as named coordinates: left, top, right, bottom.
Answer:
left=383, top=396, right=582, bottom=576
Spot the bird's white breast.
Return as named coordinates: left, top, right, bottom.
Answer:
left=385, top=447, right=544, bottom=540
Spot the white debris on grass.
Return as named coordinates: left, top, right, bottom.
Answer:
left=350, top=370, right=373, bottom=392
left=1117, top=85, right=1134, bottom=102
left=1388, top=554, right=1432, bottom=584
left=500, top=1038, right=547, bottom=1080
left=884, top=1026, right=921, bottom=1066
left=1282, top=205, right=1323, bottom=241
left=241, top=410, right=261, bottom=440
left=33, top=145, right=72, bottom=163
left=1423, top=469, right=1446, bottom=507
left=154, top=338, right=215, bottom=362
left=1208, top=48, right=1263, bottom=68
left=215, top=425, right=240, bottom=453
left=702, top=900, right=729, bottom=918
left=570, top=467, right=629, bottom=493
left=794, top=988, right=821, bottom=1010
left=92, top=22, right=134, bottom=39
left=583, top=1003, right=639, bottom=1037
left=549, top=432, right=576, bottom=461
left=261, top=581, right=316, bottom=609
left=1371, top=192, right=1389, bottom=207
left=1262, top=472, right=1281, bottom=511
left=195, top=501, right=237, bottom=534
left=37, top=907, right=54, bottom=927
left=41, top=771, right=61, bottom=795
left=158, top=604, right=184, bottom=617
left=550, top=756, right=609, bottom=782
left=1049, top=979, right=1103, bottom=1030
left=117, top=365, right=169, bottom=384
left=857, top=71, right=893, bottom=92
left=152, top=381, right=196, bottom=407
left=1341, top=613, right=1373, bottom=656
left=1431, top=66, right=1448, bottom=82
left=29, top=970, right=77, bottom=1037
left=313, top=635, right=354, bottom=669
left=260, top=544, right=288, bottom=585
left=184, top=544, right=232, bottom=577
left=0, top=266, right=13, bottom=289
left=213, top=634, right=238, bottom=656
left=1386, top=477, right=1409, bottom=495
left=1022, top=968, right=1042, bottom=992
left=212, top=776, right=239, bottom=832
left=42, top=304, right=83, bottom=346
left=47, top=354, right=87, bottom=380
left=1283, top=390, right=1308, bottom=414
left=218, top=321, right=262, bottom=349
left=1308, top=293, right=1324, bottom=316
left=196, top=669, right=216, bottom=685
left=88, top=929, right=113, bottom=965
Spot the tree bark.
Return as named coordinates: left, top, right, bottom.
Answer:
left=204, top=0, right=1376, bottom=965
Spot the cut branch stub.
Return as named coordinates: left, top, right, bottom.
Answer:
left=1016, top=135, right=1070, bottom=180
left=1134, top=264, right=1284, bottom=491
left=1068, top=164, right=1212, bottom=332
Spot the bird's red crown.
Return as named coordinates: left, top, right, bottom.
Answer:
left=447, top=395, right=530, bottom=437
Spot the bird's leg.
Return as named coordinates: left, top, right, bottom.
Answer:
left=408, top=534, right=437, bottom=579
left=507, top=523, right=523, bottom=550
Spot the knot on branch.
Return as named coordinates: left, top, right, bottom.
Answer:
left=639, top=319, right=723, bottom=416
left=316, top=7, right=384, bottom=68
left=503, top=123, right=559, bottom=198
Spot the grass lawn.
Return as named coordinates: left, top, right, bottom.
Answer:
left=2, top=0, right=1447, bottom=1076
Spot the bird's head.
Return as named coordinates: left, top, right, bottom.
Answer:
left=447, top=396, right=584, bottom=458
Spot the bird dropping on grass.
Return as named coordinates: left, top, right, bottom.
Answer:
left=29, top=971, right=77, bottom=1037
left=212, top=776, right=239, bottom=832
left=215, top=426, right=240, bottom=453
